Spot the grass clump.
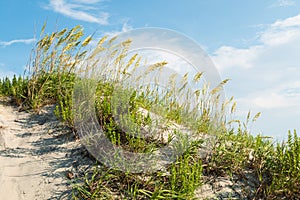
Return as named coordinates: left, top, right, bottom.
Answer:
left=24, top=24, right=90, bottom=128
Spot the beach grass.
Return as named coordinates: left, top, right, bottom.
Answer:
left=0, top=25, right=299, bottom=199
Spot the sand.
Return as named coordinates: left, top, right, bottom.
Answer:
left=0, top=99, right=90, bottom=200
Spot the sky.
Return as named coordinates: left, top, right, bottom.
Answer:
left=1, top=0, right=300, bottom=141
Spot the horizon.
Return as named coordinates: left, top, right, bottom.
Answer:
left=1, top=0, right=300, bottom=141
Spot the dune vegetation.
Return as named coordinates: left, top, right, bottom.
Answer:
left=0, top=25, right=299, bottom=199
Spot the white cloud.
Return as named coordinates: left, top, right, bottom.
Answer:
left=271, top=0, right=296, bottom=7
left=213, top=13, right=300, bottom=71
left=87, top=22, right=133, bottom=49
left=211, top=13, right=300, bottom=139
left=212, top=45, right=262, bottom=70
left=103, top=22, right=133, bottom=37
left=253, top=93, right=288, bottom=108
left=272, top=14, right=300, bottom=28
left=45, top=0, right=109, bottom=25
left=74, top=0, right=104, bottom=4
left=0, top=38, right=36, bottom=47
left=260, top=14, right=300, bottom=46
left=247, top=84, right=300, bottom=109
left=234, top=81, right=300, bottom=136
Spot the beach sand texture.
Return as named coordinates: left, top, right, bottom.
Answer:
left=0, top=100, right=87, bottom=200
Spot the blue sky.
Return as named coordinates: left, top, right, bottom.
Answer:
left=1, top=0, right=300, bottom=141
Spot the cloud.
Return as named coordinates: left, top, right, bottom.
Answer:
left=0, top=38, right=36, bottom=47
left=74, top=0, right=104, bottom=4
left=212, top=14, right=300, bottom=71
left=271, top=0, right=296, bottom=7
left=271, top=14, right=300, bottom=28
left=261, top=15, right=300, bottom=46
left=212, top=46, right=262, bottom=70
left=213, top=13, right=300, bottom=71
left=45, top=0, right=109, bottom=25
left=211, top=13, right=300, bottom=139
left=103, top=22, right=133, bottom=37
left=239, top=81, right=300, bottom=110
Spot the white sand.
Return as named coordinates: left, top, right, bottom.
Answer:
left=0, top=100, right=85, bottom=200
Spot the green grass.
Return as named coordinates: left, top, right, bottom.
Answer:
left=0, top=24, right=299, bottom=199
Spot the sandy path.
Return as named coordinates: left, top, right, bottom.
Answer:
left=0, top=99, right=90, bottom=200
